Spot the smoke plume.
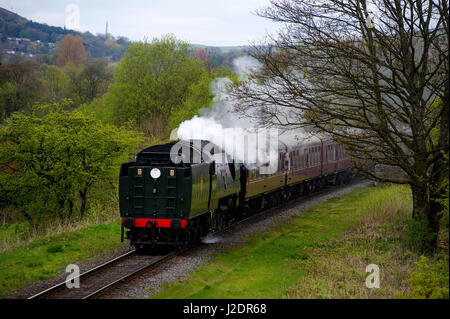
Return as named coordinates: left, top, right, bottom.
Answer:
left=175, top=55, right=309, bottom=167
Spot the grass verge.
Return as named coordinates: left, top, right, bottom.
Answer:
left=0, top=219, right=126, bottom=297
left=152, top=184, right=446, bottom=299
left=0, top=135, right=167, bottom=297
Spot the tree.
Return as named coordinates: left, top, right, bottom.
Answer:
left=56, top=34, right=87, bottom=66
left=0, top=101, right=143, bottom=225
left=190, top=48, right=211, bottom=70
left=42, top=65, right=70, bottom=103
left=0, top=63, right=41, bottom=120
left=81, top=58, right=112, bottom=102
left=103, top=35, right=210, bottom=135
left=168, top=73, right=213, bottom=128
left=64, top=59, right=112, bottom=105
left=233, top=0, right=449, bottom=251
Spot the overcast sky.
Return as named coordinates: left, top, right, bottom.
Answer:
left=0, top=0, right=282, bottom=46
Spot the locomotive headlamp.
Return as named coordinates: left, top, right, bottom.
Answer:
left=170, top=169, right=175, bottom=176
left=150, top=168, right=161, bottom=179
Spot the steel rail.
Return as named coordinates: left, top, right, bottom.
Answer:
left=83, top=250, right=180, bottom=299
left=28, top=249, right=136, bottom=299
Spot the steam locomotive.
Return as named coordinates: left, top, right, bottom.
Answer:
left=119, top=137, right=353, bottom=249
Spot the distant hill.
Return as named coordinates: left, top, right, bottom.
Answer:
left=0, top=7, right=130, bottom=62
left=0, top=7, right=76, bottom=42
left=0, top=7, right=250, bottom=66
left=191, top=44, right=252, bottom=54
left=191, top=44, right=252, bottom=69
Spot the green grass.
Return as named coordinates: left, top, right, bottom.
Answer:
left=0, top=219, right=126, bottom=297
left=0, top=135, right=168, bottom=298
left=1, top=183, right=445, bottom=299
left=152, top=185, right=418, bottom=299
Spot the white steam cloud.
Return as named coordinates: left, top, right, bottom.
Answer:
left=175, top=55, right=309, bottom=168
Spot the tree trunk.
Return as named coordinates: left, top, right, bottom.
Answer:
left=411, top=184, right=442, bottom=251
left=79, top=188, right=88, bottom=222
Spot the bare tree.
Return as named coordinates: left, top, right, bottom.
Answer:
left=233, top=0, right=449, bottom=250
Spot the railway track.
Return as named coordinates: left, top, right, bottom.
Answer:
left=90, top=179, right=366, bottom=299
left=28, top=178, right=365, bottom=299
left=27, top=213, right=275, bottom=299
left=27, top=249, right=179, bottom=299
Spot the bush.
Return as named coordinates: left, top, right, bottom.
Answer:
left=437, top=186, right=449, bottom=252
left=406, top=215, right=437, bottom=252
left=401, top=255, right=449, bottom=299
left=0, top=101, right=143, bottom=227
